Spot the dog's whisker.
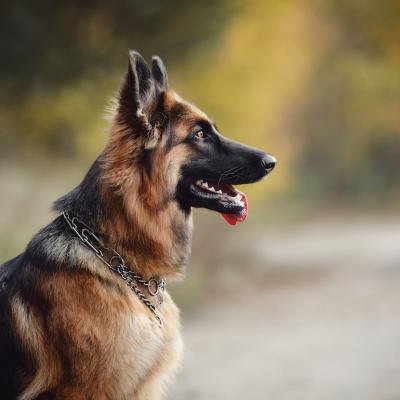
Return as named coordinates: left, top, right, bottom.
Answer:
left=217, top=167, right=241, bottom=185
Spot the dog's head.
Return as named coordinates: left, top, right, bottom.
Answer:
left=104, top=51, right=276, bottom=226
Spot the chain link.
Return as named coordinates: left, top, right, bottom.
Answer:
left=63, top=210, right=165, bottom=327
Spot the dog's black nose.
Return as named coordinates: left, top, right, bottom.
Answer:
left=261, top=154, right=277, bottom=174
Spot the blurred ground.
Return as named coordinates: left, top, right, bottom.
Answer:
left=169, top=216, right=400, bottom=400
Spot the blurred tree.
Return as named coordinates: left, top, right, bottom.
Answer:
left=0, top=0, right=232, bottom=156
left=294, top=0, right=400, bottom=203
left=0, top=0, right=230, bottom=95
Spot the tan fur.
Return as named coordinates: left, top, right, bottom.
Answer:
left=12, top=297, right=61, bottom=400
left=100, top=90, right=198, bottom=280
left=9, top=85, right=207, bottom=399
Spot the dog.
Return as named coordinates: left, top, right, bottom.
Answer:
left=0, top=50, right=276, bottom=399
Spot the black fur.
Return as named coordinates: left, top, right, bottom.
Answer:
left=176, top=120, right=276, bottom=214
left=0, top=256, right=33, bottom=399
left=53, top=158, right=108, bottom=230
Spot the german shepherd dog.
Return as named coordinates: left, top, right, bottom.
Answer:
left=0, top=51, right=276, bottom=399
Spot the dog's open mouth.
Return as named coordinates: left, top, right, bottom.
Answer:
left=190, top=179, right=248, bottom=225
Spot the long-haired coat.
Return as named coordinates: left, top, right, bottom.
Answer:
left=0, top=51, right=276, bottom=399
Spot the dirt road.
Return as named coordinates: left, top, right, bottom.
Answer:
left=169, top=217, right=400, bottom=400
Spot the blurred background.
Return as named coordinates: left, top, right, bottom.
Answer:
left=1, top=1, right=400, bottom=399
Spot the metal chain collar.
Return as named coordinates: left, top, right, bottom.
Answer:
left=62, top=210, right=165, bottom=327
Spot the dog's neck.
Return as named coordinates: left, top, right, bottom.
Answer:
left=54, top=158, right=193, bottom=281
left=98, top=200, right=193, bottom=281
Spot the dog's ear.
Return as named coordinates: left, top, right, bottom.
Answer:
left=120, top=51, right=153, bottom=110
left=128, top=50, right=153, bottom=106
left=118, top=51, right=161, bottom=148
left=151, top=55, right=168, bottom=91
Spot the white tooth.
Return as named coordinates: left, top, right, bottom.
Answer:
left=209, top=186, right=216, bottom=192
left=234, top=193, right=241, bottom=200
left=238, top=201, right=244, bottom=207
left=216, top=190, right=223, bottom=194
left=202, top=182, right=209, bottom=189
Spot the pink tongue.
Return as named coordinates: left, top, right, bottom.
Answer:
left=221, top=192, right=248, bottom=226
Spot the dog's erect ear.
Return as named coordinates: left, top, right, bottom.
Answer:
left=120, top=51, right=153, bottom=109
left=152, top=55, right=168, bottom=90
left=128, top=50, right=152, bottom=105
left=118, top=51, right=164, bottom=148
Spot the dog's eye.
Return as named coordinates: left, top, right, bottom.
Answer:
left=194, top=130, right=205, bottom=139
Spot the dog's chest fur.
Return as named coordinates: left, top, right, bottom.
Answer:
left=93, top=287, right=183, bottom=399
left=58, top=271, right=182, bottom=399
left=88, top=282, right=183, bottom=399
